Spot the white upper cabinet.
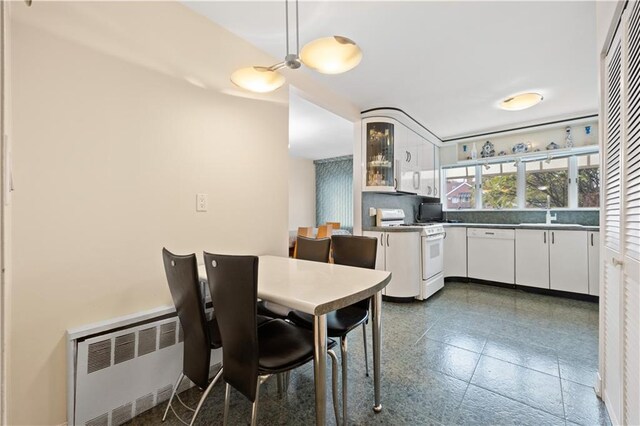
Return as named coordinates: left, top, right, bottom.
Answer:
left=363, top=118, right=399, bottom=192
left=418, top=140, right=435, bottom=197
left=397, top=127, right=419, bottom=193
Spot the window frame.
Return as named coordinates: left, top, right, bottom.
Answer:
left=441, top=151, right=600, bottom=211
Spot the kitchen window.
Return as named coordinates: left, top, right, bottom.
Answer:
left=445, top=166, right=476, bottom=209
left=577, top=153, right=600, bottom=208
left=441, top=148, right=599, bottom=211
left=525, top=158, right=569, bottom=208
left=482, top=162, right=518, bottom=209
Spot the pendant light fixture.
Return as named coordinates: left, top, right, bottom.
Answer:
left=231, top=0, right=362, bottom=93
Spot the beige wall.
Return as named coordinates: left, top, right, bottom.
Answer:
left=288, top=157, right=316, bottom=230
left=8, top=9, right=292, bottom=426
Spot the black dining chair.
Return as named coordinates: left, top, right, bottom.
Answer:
left=203, top=252, right=340, bottom=426
left=161, top=248, right=223, bottom=426
left=257, top=236, right=331, bottom=320
left=287, top=235, right=377, bottom=425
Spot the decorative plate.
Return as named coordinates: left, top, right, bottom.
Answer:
left=481, top=141, right=495, bottom=158
left=512, top=142, right=529, bottom=154
left=546, top=142, right=560, bottom=150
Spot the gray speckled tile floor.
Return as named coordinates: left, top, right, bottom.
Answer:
left=125, top=281, right=609, bottom=426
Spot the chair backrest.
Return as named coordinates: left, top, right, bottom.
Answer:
left=203, top=252, right=260, bottom=402
left=326, top=222, right=341, bottom=230
left=330, top=235, right=378, bottom=310
left=295, top=236, right=331, bottom=263
left=294, top=227, right=315, bottom=258
left=316, top=225, right=333, bottom=239
left=162, top=248, right=210, bottom=389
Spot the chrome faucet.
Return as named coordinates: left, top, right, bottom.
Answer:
left=546, top=195, right=557, bottom=225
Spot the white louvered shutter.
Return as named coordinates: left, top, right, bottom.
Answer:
left=623, top=3, right=640, bottom=425
left=603, top=29, right=624, bottom=425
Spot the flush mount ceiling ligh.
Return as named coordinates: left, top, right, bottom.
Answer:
left=230, top=0, right=363, bottom=93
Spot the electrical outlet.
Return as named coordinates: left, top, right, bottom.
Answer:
left=196, top=193, right=208, bottom=212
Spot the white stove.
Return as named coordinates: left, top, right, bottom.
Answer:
left=375, top=209, right=446, bottom=300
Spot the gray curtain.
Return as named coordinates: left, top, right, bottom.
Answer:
left=315, top=156, right=353, bottom=231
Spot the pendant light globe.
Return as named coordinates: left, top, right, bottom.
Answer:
left=230, top=66, right=285, bottom=93
left=300, top=36, right=362, bottom=74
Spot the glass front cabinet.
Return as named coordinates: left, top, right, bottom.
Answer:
left=363, top=118, right=399, bottom=191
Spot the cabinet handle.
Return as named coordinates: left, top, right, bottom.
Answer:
left=591, top=233, right=594, bottom=246
left=380, top=233, right=384, bottom=246
left=612, top=257, right=624, bottom=267
left=427, top=185, right=432, bottom=195
left=544, top=232, right=546, bottom=244
left=443, top=232, right=447, bottom=240
left=406, top=151, right=410, bottom=162
left=394, top=178, right=397, bottom=189
left=485, top=232, right=495, bottom=235
left=408, top=151, right=412, bottom=162
left=552, top=231, right=555, bottom=244
left=386, top=234, right=390, bottom=247
left=413, top=171, right=420, bottom=189
left=434, top=187, right=438, bottom=196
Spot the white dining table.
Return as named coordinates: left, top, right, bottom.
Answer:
left=198, top=255, right=391, bottom=425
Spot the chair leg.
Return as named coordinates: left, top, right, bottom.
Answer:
left=162, top=372, right=184, bottom=422
left=362, top=323, right=369, bottom=377
left=189, top=367, right=223, bottom=426
left=328, top=349, right=340, bottom=426
left=251, top=379, right=262, bottom=426
left=341, top=336, right=348, bottom=425
left=223, top=383, right=231, bottom=426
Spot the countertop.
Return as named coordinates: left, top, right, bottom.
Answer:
left=363, top=223, right=599, bottom=232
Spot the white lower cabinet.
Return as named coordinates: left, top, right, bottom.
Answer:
left=363, top=230, right=421, bottom=298
left=443, top=227, right=467, bottom=277
left=588, top=231, right=600, bottom=296
left=549, top=230, right=589, bottom=294
left=515, top=229, right=550, bottom=289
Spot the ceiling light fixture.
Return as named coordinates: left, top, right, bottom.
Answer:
left=499, top=92, right=543, bottom=111
left=230, top=0, right=362, bottom=93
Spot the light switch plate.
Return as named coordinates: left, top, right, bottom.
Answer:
left=196, top=193, right=208, bottom=212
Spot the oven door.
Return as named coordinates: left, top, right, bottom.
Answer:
left=422, top=233, right=445, bottom=281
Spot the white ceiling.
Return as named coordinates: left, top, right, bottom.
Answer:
left=184, top=1, right=598, bottom=140
left=289, top=90, right=353, bottom=159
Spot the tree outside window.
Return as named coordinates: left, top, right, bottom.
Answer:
left=578, top=153, right=600, bottom=207
left=482, top=163, right=518, bottom=209
left=525, top=158, right=569, bottom=208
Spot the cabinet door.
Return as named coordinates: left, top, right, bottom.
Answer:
left=363, top=231, right=386, bottom=271
left=549, top=230, right=589, bottom=293
left=385, top=232, right=421, bottom=298
left=398, top=128, right=419, bottom=192
left=444, top=227, right=467, bottom=277
left=418, top=142, right=435, bottom=197
left=363, top=118, right=398, bottom=192
left=588, top=231, right=600, bottom=296
left=433, top=146, right=441, bottom=198
left=515, top=229, right=550, bottom=289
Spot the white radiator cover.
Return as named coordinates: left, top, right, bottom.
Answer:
left=67, top=302, right=221, bottom=426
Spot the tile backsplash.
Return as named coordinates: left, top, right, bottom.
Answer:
left=444, top=210, right=599, bottom=226
left=362, top=192, right=599, bottom=227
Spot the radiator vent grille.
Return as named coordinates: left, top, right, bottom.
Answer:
left=135, top=393, right=154, bottom=416
left=157, top=384, right=173, bottom=403
left=114, top=333, right=135, bottom=365
left=85, top=413, right=108, bottom=426
left=111, top=402, right=132, bottom=426
left=87, top=339, right=111, bottom=374
left=159, top=322, right=176, bottom=349
left=137, top=327, right=157, bottom=357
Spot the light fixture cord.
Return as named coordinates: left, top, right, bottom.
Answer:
left=295, top=0, right=300, bottom=55
left=285, top=0, right=290, bottom=56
